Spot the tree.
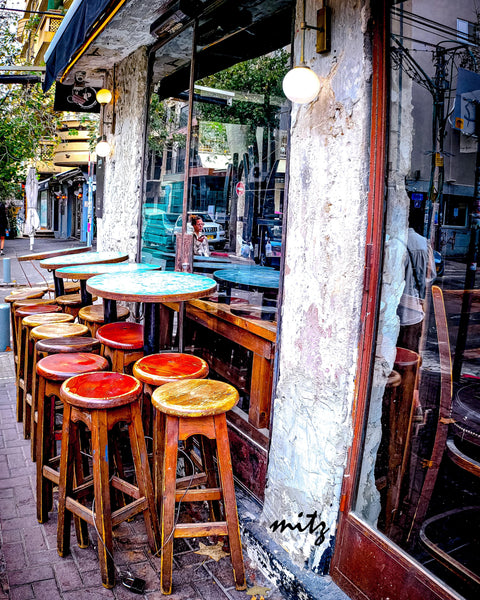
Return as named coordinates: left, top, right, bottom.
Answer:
left=0, top=4, right=60, bottom=203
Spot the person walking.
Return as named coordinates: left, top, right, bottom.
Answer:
left=0, top=202, right=8, bottom=255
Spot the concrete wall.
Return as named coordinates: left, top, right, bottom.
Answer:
left=97, top=46, right=149, bottom=258
left=261, top=0, right=372, bottom=572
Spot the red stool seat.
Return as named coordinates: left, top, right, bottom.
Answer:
left=133, top=353, right=209, bottom=386
left=62, top=371, right=142, bottom=409
left=36, top=353, right=109, bottom=381
left=96, top=322, right=144, bottom=350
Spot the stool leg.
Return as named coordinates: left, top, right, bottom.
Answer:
left=30, top=347, right=40, bottom=461
left=16, top=324, right=25, bottom=423
left=22, top=328, right=33, bottom=439
left=91, top=410, right=115, bottom=589
left=36, top=378, right=53, bottom=523
left=160, top=416, right=179, bottom=595
left=57, top=404, right=75, bottom=556
left=199, top=436, right=222, bottom=522
left=153, top=408, right=166, bottom=516
left=128, top=402, right=161, bottom=554
left=214, top=415, right=246, bottom=591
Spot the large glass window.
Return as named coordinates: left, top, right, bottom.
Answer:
left=355, top=2, right=480, bottom=599
left=140, top=17, right=290, bottom=500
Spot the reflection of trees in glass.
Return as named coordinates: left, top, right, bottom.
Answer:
left=148, top=96, right=186, bottom=154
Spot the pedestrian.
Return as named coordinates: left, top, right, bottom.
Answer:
left=0, top=202, right=8, bottom=255
left=191, top=214, right=211, bottom=257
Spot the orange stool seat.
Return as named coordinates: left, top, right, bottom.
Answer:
left=96, top=322, right=144, bottom=374
left=57, top=372, right=160, bottom=588
left=5, top=288, right=48, bottom=302
left=56, top=293, right=95, bottom=319
left=31, top=322, right=89, bottom=341
left=36, top=353, right=109, bottom=525
left=133, top=353, right=209, bottom=386
left=9, top=298, right=57, bottom=367
left=78, top=304, right=129, bottom=337
left=37, top=352, right=109, bottom=380
left=151, top=379, right=245, bottom=594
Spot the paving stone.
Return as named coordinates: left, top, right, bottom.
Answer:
left=1, top=543, right=27, bottom=572
left=145, top=584, right=202, bottom=600
left=63, top=587, right=115, bottom=600
left=0, top=498, right=18, bottom=519
left=8, top=565, right=54, bottom=586
left=193, top=579, right=231, bottom=599
left=54, top=558, right=84, bottom=592
left=32, top=579, right=62, bottom=600
left=9, top=584, right=34, bottom=600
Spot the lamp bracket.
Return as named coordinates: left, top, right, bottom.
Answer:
left=300, top=8, right=331, bottom=54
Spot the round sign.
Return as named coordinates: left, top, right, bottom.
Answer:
left=236, top=182, right=245, bottom=196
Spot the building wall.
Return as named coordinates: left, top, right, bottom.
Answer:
left=261, top=0, right=372, bottom=573
left=97, top=46, right=149, bottom=258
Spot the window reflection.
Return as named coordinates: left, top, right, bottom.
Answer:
left=355, top=2, right=480, bottom=598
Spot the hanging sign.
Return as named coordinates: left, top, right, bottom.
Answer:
left=54, top=82, right=101, bottom=113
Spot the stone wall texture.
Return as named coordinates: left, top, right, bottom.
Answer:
left=97, top=46, right=149, bottom=258
left=261, top=0, right=373, bottom=572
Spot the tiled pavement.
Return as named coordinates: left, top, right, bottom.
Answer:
left=0, top=348, right=287, bottom=600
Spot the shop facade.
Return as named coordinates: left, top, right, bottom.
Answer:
left=43, top=1, right=480, bottom=599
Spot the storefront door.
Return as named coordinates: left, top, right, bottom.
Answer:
left=333, top=2, right=480, bottom=599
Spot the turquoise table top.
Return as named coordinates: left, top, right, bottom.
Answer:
left=55, top=262, right=160, bottom=280
left=40, top=251, right=128, bottom=270
left=213, top=268, right=280, bottom=292
left=87, top=271, right=217, bottom=303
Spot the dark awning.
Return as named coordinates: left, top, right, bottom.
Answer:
left=43, top=0, right=118, bottom=92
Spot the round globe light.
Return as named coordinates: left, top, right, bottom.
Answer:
left=96, top=88, right=112, bottom=105
left=282, top=66, right=321, bottom=104
left=95, top=140, right=110, bottom=158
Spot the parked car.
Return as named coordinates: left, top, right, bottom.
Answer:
left=174, top=212, right=226, bottom=249
left=142, top=211, right=175, bottom=251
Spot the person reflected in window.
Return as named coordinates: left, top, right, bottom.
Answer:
left=397, top=224, right=436, bottom=352
left=191, top=215, right=210, bottom=257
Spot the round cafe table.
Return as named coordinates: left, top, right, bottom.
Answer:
left=87, top=271, right=217, bottom=354
left=39, top=251, right=128, bottom=297
left=56, top=263, right=160, bottom=306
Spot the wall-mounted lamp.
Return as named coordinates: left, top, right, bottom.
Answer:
left=96, top=88, right=112, bottom=105
left=95, top=136, right=110, bottom=158
left=282, top=1, right=330, bottom=104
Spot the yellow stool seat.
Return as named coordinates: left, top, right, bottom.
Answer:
left=31, top=322, right=89, bottom=341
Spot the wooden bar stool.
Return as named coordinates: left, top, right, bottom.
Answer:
left=57, top=372, right=160, bottom=588
left=15, top=305, right=63, bottom=423
left=7, top=297, right=57, bottom=372
left=56, top=292, right=96, bottom=318
left=21, top=313, right=74, bottom=441
left=47, top=280, right=80, bottom=295
left=151, top=379, right=246, bottom=595
left=133, top=352, right=209, bottom=449
left=36, top=353, right=110, bottom=524
left=78, top=304, right=130, bottom=337
left=96, top=322, right=144, bottom=374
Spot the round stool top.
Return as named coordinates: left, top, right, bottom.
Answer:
left=37, top=352, right=109, bottom=381
left=96, top=322, right=144, bottom=350
left=16, top=305, right=62, bottom=318
left=47, top=280, right=80, bottom=292
left=133, top=353, right=209, bottom=387
left=12, top=299, right=56, bottom=311
left=152, top=379, right=239, bottom=417
left=5, top=288, right=46, bottom=302
left=56, top=293, right=84, bottom=306
left=23, top=313, right=74, bottom=328
left=36, top=336, right=101, bottom=355
left=79, top=304, right=129, bottom=323
left=31, top=322, right=89, bottom=340
left=61, top=372, right=142, bottom=409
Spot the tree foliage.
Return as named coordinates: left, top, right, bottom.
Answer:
left=0, top=4, right=60, bottom=203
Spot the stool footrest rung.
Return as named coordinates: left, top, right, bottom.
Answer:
left=66, top=497, right=95, bottom=526
left=112, top=497, right=148, bottom=526
left=111, top=475, right=141, bottom=500
left=173, top=522, right=228, bottom=538
left=175, top=487, right=222, bottom=502
left=176, top=473, right=207, bottom=489
left=43, top=464, right=60, bottom=484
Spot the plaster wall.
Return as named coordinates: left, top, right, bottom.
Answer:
left=261, top=0, right=373, bottom=572
left=97, top=47, right=149, bottom=258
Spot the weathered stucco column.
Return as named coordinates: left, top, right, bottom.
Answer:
left=97, top=47, right=149, bottom=258
left=261, top=0, right=373, bottom=573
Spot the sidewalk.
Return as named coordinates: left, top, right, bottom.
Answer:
left=0, top=239, right=287, bottom=598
